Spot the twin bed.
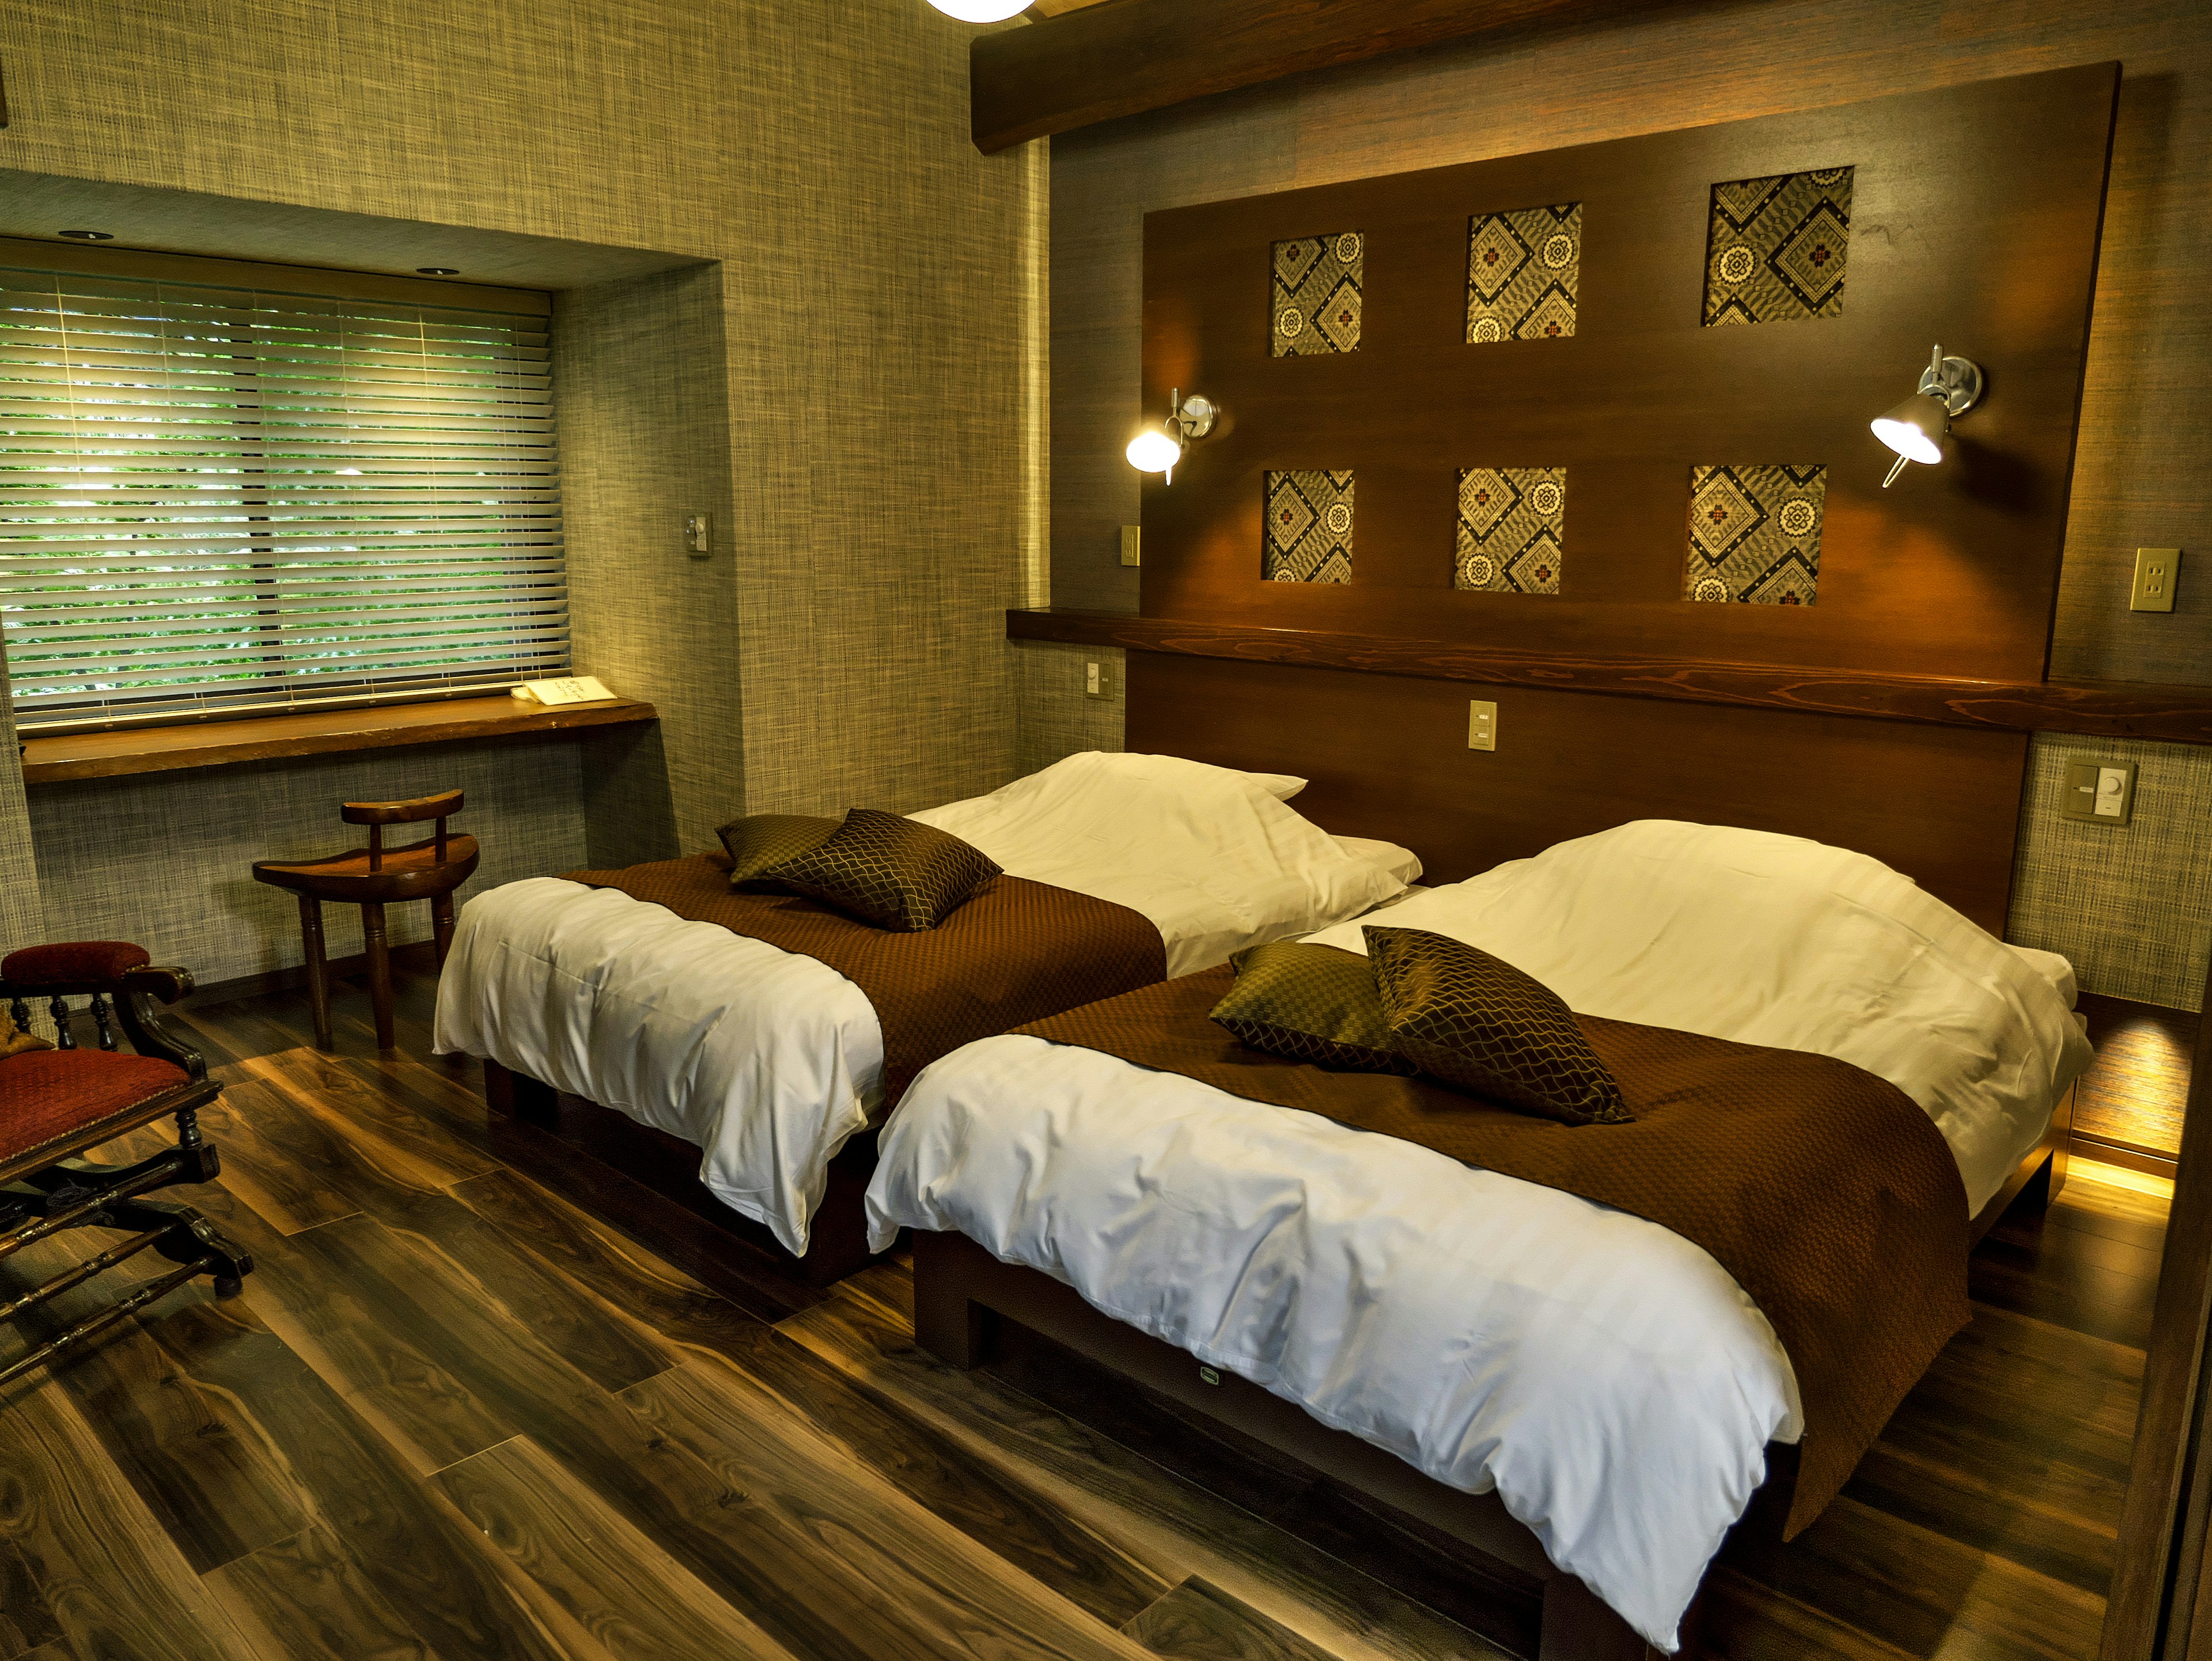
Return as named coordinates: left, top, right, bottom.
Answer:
left=433, top=751, right=2090, bottom=1660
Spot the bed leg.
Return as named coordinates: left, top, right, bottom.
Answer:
left=483, top=1058, right=557, bottom=1128
left=1539, top=1571, right=1653, bottom=1660
left=912, top=1232, right=996, bottom=1369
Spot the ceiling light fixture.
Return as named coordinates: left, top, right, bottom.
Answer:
left=1124, top=389, right=1219, bottom=486
left=925, top=0, right=1029, bottom=18
left=416, top=266, right=460, bottom=276
left=1871, top=343, right=1984, bottom=487
left=57, top=229, right=113, bottom=241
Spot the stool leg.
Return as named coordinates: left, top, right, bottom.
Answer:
left=431, top=891, right=457, bottom=970
left=361, top=902, right=396, bottom=1051
left=297, top=896, right=334, bottom=1052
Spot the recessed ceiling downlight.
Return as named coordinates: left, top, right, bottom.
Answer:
left=58, top=229, right=114, bottom=241
left=926, top=0, right=1029, bottom=20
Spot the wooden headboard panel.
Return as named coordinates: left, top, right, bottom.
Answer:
left=1128, top=654, right=2029, bottom=934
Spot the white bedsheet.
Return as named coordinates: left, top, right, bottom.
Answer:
left=433, top=753, right=1413, bottom=1253
left=865, top=820, right=2091, bottom=1652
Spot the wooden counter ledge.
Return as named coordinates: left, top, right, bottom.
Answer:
left=20, top=694, right=658, bottom=785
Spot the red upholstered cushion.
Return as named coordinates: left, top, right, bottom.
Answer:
left=1, top=941, right=152, bottom=987
left=0, top=1049, right=190, bottom=1163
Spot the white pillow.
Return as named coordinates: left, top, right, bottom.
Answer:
left=1250, top=771, right=1308, bottom=801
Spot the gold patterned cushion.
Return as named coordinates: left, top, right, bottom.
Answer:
left=1364, top=925, right=1632, bottom=1125
left=717, top=814, right=840, bottom=891
left=762, top=808, right=1001, bottom=932
left=1209, top=942, right=1416, bottom=1074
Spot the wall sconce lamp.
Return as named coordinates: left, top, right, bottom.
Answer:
left=923, top=0, right=1029, bottom=20
left=1871, top=345, right=1984, bottom=487
left=1124, top=389, right=1220, bottom=485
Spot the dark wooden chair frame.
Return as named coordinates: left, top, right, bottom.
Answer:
left=1, top=955, right=252, bottom=1390
left=253, top=788, right=480, bottom=1052
left=912, top=1102, right=2072, bottom=1660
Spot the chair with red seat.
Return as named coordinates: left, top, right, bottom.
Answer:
left=251, top=789, right=480, bottom=1051
left=1, top=940, right=251, bottom=1389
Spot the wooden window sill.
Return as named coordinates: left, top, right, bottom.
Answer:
left=18, top=695, right=658, bottom=785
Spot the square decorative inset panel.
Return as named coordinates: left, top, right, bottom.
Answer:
left=1703, top=168, right=1853, bottom=327
left=1684, top=464, right=1827, bottom=606
left=1272, top=232, right=1363, bottom=357
left=1456, top=468, right=1566, bottom=593
left=1465, top=205, right=1581, bottom=343
left=1265, top=470, right=1354, bottom=583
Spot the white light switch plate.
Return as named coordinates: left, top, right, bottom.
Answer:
left=1468, top=700, right=1497, bottom=752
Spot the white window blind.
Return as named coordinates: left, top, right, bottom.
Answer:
left=0, top=259, right=565, bottom=731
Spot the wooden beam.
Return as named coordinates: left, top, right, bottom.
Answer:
left=1007, top=608, right=2212, bottom=744
left=19, top=694, right=657, bottom=784
left=971, top=0, right=1643, bottom=153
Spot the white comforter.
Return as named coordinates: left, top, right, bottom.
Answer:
left=866, top=820, right=2092, bottom=1652
left=433, top=754, right=1412, bottom=1253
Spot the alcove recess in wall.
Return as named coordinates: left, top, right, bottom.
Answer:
left=1134, top=63, right=2119, bottom=687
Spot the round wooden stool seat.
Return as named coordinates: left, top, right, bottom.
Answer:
left=249, top=789, right=476, bottom=1052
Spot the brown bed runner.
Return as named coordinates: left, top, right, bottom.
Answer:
left=1016, top=964, right=1971, bottom=1537
left=560, top=854, right=1166, bottom=1107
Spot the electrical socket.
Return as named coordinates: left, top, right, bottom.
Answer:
left=683, top=513, right=713, bottom=558
left=1468, top=700, right=1497, bottom=752
left=2131, top=548, right=2179, bottom=612
left=1120, top=526, right=1142, bottom=567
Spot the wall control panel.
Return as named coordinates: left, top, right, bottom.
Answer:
left=2060, top=758, right=2137, bottom=826
left=1085, top=659, right=1112, bottom=699
left=1467, top=700, right=1497, bottom=752
left=684, top=513, right=713, bottom=557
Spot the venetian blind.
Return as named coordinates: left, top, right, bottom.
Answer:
left=0, top=260, right=565, bottom=731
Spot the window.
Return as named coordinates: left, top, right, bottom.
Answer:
left=0, top=245, right=565, bottom=731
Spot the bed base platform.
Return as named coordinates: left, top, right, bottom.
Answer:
left=480, top=1058, right=885, bottom=1289
left=912, top=1127, right=2070, bottom=1661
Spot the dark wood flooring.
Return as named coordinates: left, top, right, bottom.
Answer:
left=0, top=962, right=2166, bottom=1661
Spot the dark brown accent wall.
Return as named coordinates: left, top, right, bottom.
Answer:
left=1050, top=3, right=2212, bottom=693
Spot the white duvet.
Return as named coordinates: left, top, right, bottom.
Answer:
left=433, top=754, right=1412, bottom=1253
left=866, top=820, right=2092, bottom=1652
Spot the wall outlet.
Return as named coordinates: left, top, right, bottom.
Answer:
left=1085, top=659, right=1112, bottom=699
left=1468, top=700, right=1497, bottom=752
left=683, top=513, right=713, bottom=557
left=1120, top=525, right=1142, bottom=567
left=2060, top=758, right=2137, bottom=826
left=2131, top=547, right=2179, bottom=612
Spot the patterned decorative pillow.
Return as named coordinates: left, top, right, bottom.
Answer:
left=1364, top=925, right=1632, bottom=1125
left=761, top=808, right=1002, bottom=932
left=1209, top=942, right=1417, bottom=1074
left=717, top=814, right=840, bottom=891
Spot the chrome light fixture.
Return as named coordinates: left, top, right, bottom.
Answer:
left=1872, top=344, right=1984, bottom=487
left=925, top=0, right=1029, bottom=19
left=1124, top=389, right=1219, bottom=485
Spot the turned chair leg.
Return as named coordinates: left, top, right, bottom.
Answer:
left=431, top=891, right=457, bottom=970
left=297, top=896, right=334, bottom=1052
left=361, top=902, right=396, bottom=1051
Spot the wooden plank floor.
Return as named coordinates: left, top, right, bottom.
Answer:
left=0, top=962, right=2164, bottom=1661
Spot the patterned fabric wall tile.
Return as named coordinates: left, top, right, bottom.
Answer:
left=1703, top=168, right=1853, bottom=327
left=1683, top=464, right=1825, bottom=605
left=1272, top=233, right=1363, bottom=357
left=1465, top=205, right=1581, bottom=343
left=1456, top=468, right=1566, bottom=592
left=1265, top=471, right=1355, bottom=582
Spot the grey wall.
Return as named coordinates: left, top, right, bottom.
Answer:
left=0, top=0, right=1046, bottom=981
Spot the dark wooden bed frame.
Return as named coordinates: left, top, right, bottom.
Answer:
left=911, top=1097, right=2070, bottom=1661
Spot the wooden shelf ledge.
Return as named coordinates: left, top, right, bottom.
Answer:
left=20, top=694, right=658, bottom=785
left=1008, top=608, right=2212, bottom=746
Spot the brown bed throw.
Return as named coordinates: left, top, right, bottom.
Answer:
left=1016, top=964, right=1972, bottom=1538
left=561, top=854, right=1166, bottom=1106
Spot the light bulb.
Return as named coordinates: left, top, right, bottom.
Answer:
left=1871, top=396, right=1948, bottom=466
left=1125, top=429, right=1184, bottom=474
left=926, top=0, right=1029, bottom=19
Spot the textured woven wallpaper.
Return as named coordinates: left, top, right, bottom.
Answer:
left=0, top=0, right=1044, bottom=980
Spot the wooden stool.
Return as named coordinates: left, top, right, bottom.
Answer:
left=252, top=790, right=479, bottom=1051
